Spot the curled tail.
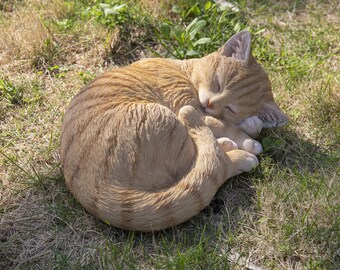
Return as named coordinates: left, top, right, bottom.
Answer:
left=95, top=106, right=230, bottom=231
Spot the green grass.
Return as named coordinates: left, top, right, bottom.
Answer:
left=1, top=0, right=339, bottom=269
left=155, top=1, right=247, bottom=58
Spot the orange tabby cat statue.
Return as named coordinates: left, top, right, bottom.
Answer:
left=60, top=30, right=288, bottom=231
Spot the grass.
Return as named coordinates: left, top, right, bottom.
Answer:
left=0, top=0, right=339, bottom=269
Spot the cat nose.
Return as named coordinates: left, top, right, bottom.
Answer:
left=198, top=90, right=211, bottom=109
left=200, top=100, right=212, bottom=113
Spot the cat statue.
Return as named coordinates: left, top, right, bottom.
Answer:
left=60, top=30, right=288, bottom=231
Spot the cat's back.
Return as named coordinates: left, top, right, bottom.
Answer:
left=68, top=58, right=197, bottom=115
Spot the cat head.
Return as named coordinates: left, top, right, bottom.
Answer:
left=190, top=30, right=288, bottom=128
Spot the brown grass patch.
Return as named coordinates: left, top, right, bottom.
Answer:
left=0, top=0, right=112, bottom=73
left=0, top=0, right=66, bottom=68
left=135, top=0, right=173, bottom=18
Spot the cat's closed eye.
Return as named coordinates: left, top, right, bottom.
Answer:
left=225, top=105, right=236, bottom=114
left=214, top=77, right=221, bottom=93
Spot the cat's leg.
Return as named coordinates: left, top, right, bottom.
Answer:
left=240, top=115, right=263, bottom=138
left=225, top=127, right=263, bottom=155
left=216, top=137, right=238, bottom=152
left=203, top=115, right=263, bottom=155
left=224, top=149, right=259, bottom=179
left=178, top=106, right=258, bottom=178
left=185, top=109, right=237, bottom=152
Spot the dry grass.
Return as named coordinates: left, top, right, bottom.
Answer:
left=1, top=0, right=339, bottom=269
left=0, top=0, right=110, bottom=217
left=0, top=0, right=65, bottom=69
left=0, top=0, right=111, bottom=73
left=135, top=0, right=169, bottom=18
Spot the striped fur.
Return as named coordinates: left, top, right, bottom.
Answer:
left=60, top=31, right=288, bottom=231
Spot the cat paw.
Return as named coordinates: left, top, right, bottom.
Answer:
left=240, top=116, right=263, bottom=138
left=227, top=149, right=259, bottom=174
left=178, top=106, right=202, bottom=128
left=217, top=137, right=238, bottom=152
left=241, top=153, right=259, bottom=172
left=241, top=139, right=263, bottom=155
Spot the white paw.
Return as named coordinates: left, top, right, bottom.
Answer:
left=238, top=153, right=259, bottom=173
left=240, top=116, right=263, bottom=138
left=241, top=139, right=263, bottom=155
left=217, top=137, right=238, bottom=152
left=243, top=155, right=259, bottom=171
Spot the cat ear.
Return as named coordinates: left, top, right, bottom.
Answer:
left=219, top=30, right=253, bottom=65
left=258, top=102, right=289, bottom=128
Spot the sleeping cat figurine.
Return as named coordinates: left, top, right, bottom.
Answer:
left=60, top=30, right=288, bottom=231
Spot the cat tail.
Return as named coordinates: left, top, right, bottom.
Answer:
left=95, top=106, right=255, bottom=232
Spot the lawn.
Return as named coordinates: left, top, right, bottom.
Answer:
left=0, top=0, right=339, bottom=269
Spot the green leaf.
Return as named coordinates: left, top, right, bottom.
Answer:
left=160, top=23, right=171, bottom=39
left=98, top=3, right=110, bottom=9
left=171, top=5, right=180, bottom=14
left=0, top=78, right=23, bottom=105
left=103, top=4, right=127, bottom=16
left=233, top=22, right=241, bottom=32
left=186, top=50, right=199, bottom=56
left=186, top=19, right=207, bottom=40
left=172, top=26, right=185, bottom=44
left=193, top=37, right=211, bottom=47
left=205, top=1, right=212, bottom=11
left=186, top=18, right=198, bottom=32
left=186, top=4, right=201, bottom=17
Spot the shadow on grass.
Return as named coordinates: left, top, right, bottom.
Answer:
left=259, top=128, right=339, bottom=173
left=1, top=126, right=338, bottom=268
